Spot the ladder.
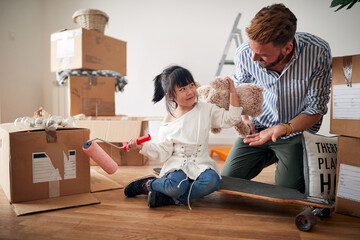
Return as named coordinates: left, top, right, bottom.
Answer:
left=215, top=13, right=244, bottom=77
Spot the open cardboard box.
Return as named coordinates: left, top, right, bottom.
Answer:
left=50, top=28, right=127, bottom=75
left=0, top=123, right=100, bottom=216
left=76, top=117, right=149, bottom=166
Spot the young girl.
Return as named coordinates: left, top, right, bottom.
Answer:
left=124, top=65, right=242, bottom=209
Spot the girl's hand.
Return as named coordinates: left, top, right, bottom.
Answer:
left=242, top=116, right=257, bottom=134
left=225, top=76, right=236, bottom=94
left=126, top=139, right=143, bottom=152
left=225, top=76, right=240, bottom=108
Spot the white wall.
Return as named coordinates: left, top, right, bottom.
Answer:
left=1, top=0, right=359, bottom=142
left=0, top=0, right=44, bottom=122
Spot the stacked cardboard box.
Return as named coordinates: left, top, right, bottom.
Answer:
left=330, top=54, right=360, bottom=217
left=51, top=27, right=148, bottom=166
left=51, top=28, right=126, bottom=74
left=51, top=28, right=127, bottom=117
left=68, top=75, right=116, bottom=116
left=0, top=14, right=132, bottom=216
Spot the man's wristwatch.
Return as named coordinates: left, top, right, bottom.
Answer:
left=277, top=122, right=294, bottom=136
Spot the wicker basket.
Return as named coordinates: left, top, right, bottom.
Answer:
left=72, top=9, right=109, bottom=33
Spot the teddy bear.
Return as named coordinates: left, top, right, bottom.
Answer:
left=197, top=77, right=263, bottom=137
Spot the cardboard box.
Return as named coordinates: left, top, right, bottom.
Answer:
left=76, top=118, right=149, bottom=166
left=0, top=123, right=91, bottom=203
left=85, top=115, right=164, bottom=121
left=330, top=54, right=360, bottom=138
left=0, top=123, right=99, bottom=215
left=51, top=28, right=127, bottom=75
left=335, top=136, right=360, bottom=217
left=68, top=75, right=115, bottom=116
left=85, top=115, right=127, bottom=120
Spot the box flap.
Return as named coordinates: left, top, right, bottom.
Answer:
left=127, top=116, right=164, bottom=121
left=84, top=116, right=164, bottom=121
left=86, top=115, right=127, bottom=120
left=12, top=193, right=100, bottom=216
left=76, top=120, right=143, bottom=142
left=0, top=123, right=86, bottom=134
left=51, top=28, right=82, bottom=42
left=0, top=123, right=41, bottom=133
left=90, top=168, right=123, bottom=192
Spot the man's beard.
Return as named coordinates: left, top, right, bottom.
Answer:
left=259, top=52, right=285, bottom=69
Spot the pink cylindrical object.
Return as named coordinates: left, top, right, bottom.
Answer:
left=82, top=141, right=118, bottom=174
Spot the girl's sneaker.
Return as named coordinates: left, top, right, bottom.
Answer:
left=124, top=175, right=156, bottom=197
left=147, top=190, right=176, bottom=208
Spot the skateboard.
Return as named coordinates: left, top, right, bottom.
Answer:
left=152, top=168, right=334, bottom=232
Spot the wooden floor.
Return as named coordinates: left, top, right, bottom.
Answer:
left=1, top=147, right=359, bottom=240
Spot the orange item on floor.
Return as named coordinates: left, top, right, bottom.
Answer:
left=210, top=147, right=231, bottom=161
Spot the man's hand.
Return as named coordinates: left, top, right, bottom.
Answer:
left=243, top=124, right=286, bottom=146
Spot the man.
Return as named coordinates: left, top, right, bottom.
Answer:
left=221, top=3, right=332, bottom=192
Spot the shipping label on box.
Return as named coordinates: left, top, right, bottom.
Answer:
left=331, top=55, right=360, bottom=138
left=0, top=123, right=91, bottom=203
left=335, top=136, right=360, bottom=217
left=76, top=118, right=149, bottom=166
left=337, top=164, right=360, bottom=203
left=68, top=76, right=115, bottom=116
left=51, top=28, right=127, bottom=75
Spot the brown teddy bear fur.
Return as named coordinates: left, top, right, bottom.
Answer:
left=197, top=77, right=263, bottom=137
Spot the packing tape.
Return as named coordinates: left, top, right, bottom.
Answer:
left=49, top=180, right=60, bottom=198
left=46, top=129, right=57, bottom=143
left=343, top=56, right=352, bottom=87
left=88, top=76, right=98, bottom=86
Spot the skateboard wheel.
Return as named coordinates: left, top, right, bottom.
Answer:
left=295, top=210, right=317, bottom=232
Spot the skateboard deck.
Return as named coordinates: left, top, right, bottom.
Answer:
left=219, top=175, right=333, bottom=209
left=153, top=168, right=332, bottom=208
left=152, top=167, right=334, bottom=231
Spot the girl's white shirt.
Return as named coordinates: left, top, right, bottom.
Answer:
left=140, top=101, right=243, bottom=180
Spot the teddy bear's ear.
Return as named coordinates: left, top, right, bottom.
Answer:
left=211, top=77, right=229, bottom=90
left=195, top=81, right=201, bottom=88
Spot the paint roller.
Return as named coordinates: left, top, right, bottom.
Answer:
left=82, top=134, right=151, bottom=174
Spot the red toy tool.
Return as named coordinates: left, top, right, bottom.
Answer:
left=82, top=134, right=151, bottom=174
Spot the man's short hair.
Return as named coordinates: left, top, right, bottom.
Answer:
left=246, top=4, right=297, bottom=47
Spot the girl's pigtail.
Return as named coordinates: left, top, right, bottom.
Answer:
left=152, top=74, right=165, bottom=103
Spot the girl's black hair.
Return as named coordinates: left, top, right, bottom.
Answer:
left=152, top=65, right=196, bottom=115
